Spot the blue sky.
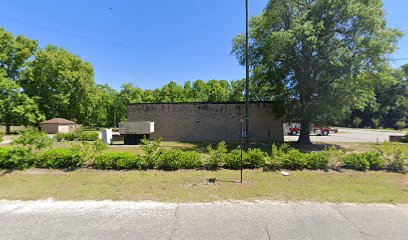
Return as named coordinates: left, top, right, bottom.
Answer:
left=1, top=0, right=407, bottom=90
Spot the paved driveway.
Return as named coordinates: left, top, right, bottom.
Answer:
left=285, top=128, right=406, bottom=143
left=1, top=200, right=407, bottom=240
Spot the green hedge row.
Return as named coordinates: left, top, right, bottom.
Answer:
left=55, top=132, right=99, bottom=142
left=0, top=141, right=406, bottom=172
left=0, top=147, right=204, bottom=171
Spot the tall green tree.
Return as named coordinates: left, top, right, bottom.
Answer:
left=350, top=65, right=407, bottom=129
left=0, top=71, right=44, bottom=134
left=229, top=79, right=245, bottom=102
left=232, top=0, right=401, bottom=144
left=90, top=84, right=117, bottom=127
left=0, top=28, right=38, bottom=81
left=22, top=45, right=97, bottom=124
left=113, top=83, right=146, bottom=124
left=206, top=80, right=231, bottom=102
left=157, top=81, right=188, bottom=102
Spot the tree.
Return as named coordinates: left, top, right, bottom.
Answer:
left=206, top=80, right=231, bottom=102
left=192, top=80, right=209, bottom=102
left=229, top=79, right=245, bottom=102
left=232, top=0, right=401, bottom=144
left=21, top=45, right=98, bottom=124
left=90, top=84, right=117, bottom=127
left=0, top=71, right=44, bottom=134
left=349, top=66, right=407, bottom=129
left=157, top=81, right=188, bottom=102
left=113, top=83, right=146, bottom=124
left=0, top=28, right=38, bottom=81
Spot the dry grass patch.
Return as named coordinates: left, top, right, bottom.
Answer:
left=0, top=169, right=406, bottom=203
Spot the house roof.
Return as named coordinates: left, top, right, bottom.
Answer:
left=41, top=118, right=76, bottom=124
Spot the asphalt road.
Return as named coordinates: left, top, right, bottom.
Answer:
left=285, top=128, right=405, bottom=143
left=1, top=200, right=407, bottom=240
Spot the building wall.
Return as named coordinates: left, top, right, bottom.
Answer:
left=58, top=125, right=78, bottom=134
left=127, top=102, right=283, bottom=142
left=40, top=124, right=59, bottom=134
left=40, top=124, right=79, bottom=134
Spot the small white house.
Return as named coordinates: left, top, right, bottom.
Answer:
left=40, top=118, right=81, bottom=134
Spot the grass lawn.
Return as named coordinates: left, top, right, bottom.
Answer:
left=0, top=169, right=407, bottom=204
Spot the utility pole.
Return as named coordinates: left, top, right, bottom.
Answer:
left=245, top=0, right=250, bottom=150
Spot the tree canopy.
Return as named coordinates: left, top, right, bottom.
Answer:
left=0, top=27, right=38, bottom=81
left=232, top=0, right=402, bottom=144
left=0, top=70, right=44, bottom=134
left=21, top=45, right=98, bottom=125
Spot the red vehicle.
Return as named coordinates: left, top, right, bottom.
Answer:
left=288, top=124, right=331, bottom=136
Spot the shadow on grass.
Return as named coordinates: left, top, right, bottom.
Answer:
left=0, top=169, right=14, bottom=176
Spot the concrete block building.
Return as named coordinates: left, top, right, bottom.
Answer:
left=40, top=118, right=81, bottom=134
left=127, top=102, right=283, bottom=142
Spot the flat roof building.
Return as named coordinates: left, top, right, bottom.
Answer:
left=127, top=102, right=283, bottom=143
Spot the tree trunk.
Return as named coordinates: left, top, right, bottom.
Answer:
left=5, top=125, right=11, bottom=135
left=297, top=119, right=312, bottom=145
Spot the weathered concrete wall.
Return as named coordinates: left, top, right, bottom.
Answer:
left=40, top=124, right=59, bottom=134
left=40, top=124, right=80, bottom=134
left=128, top=102, right=283, bottom=142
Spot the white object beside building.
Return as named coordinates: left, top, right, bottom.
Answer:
left=102, top=128, right=113, bottom=145
left=119, top=122, right=154, bottom=135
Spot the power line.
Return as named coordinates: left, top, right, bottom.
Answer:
left=388, top=57, right=408, bottom=61
left=0, top=15, right=229, bottom=57
left=1, top=15, right=407, bottom=61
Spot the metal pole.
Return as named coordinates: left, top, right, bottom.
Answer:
left=245, top=0, right=250, bottom=150
left=240, top=119, right=243, bottom=183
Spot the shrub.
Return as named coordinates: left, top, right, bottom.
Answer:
left=246, top=148, right=266, bottom=168
left=394, top=120, right=406, bottom=130
left=54, top=131, right=98, bottom=142
left=225, top=147, right=271, bottom=169
left=78, top=132, right=99, bottom=141
left=364, top=151, right=384, bottom=170
left=324, top=147, right=343, bottom=170
left=371, top=118, right=380, bottom=129
left=207, top=141, right=228, bottom=170
left=37, top=148, right=83, bottom=169
left=375, top=143, right=407, bottom=172
left=140, top=137, right=162, bottom=169
left=0, top=147, right=33, bottom=169
left=78, top=140, right=108, bottom=166
left=54, top=133, right=65, bottom=142
left=279, top=149, right=307, bottom=170
left=225, top=148, right=243, bottom=169
left=269, top=144, right=293, bottom=170
left=12, top=130, right=53, bottom=150
left=178, top=151, right=202, bottom=169
left=271, top=144, right=308, bottom=170
left=271, top=143, right=291, bottom=157
left=54, top=133, right=77, bottom=142
left=341, top=153, right=370, bottom=171
left=386, top=153, right=407, bottom=173
left=93, top=152, right=139, bottom=170
left=306, top=152, right=329, bottom=170
left=157, top=149, right=202, bottom=171
left=352, top=117, right=363, bottom=128
left=157, top=149, right=181, bottom=171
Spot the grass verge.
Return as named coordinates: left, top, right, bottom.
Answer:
left=0, top=169, right=406, bottom=203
